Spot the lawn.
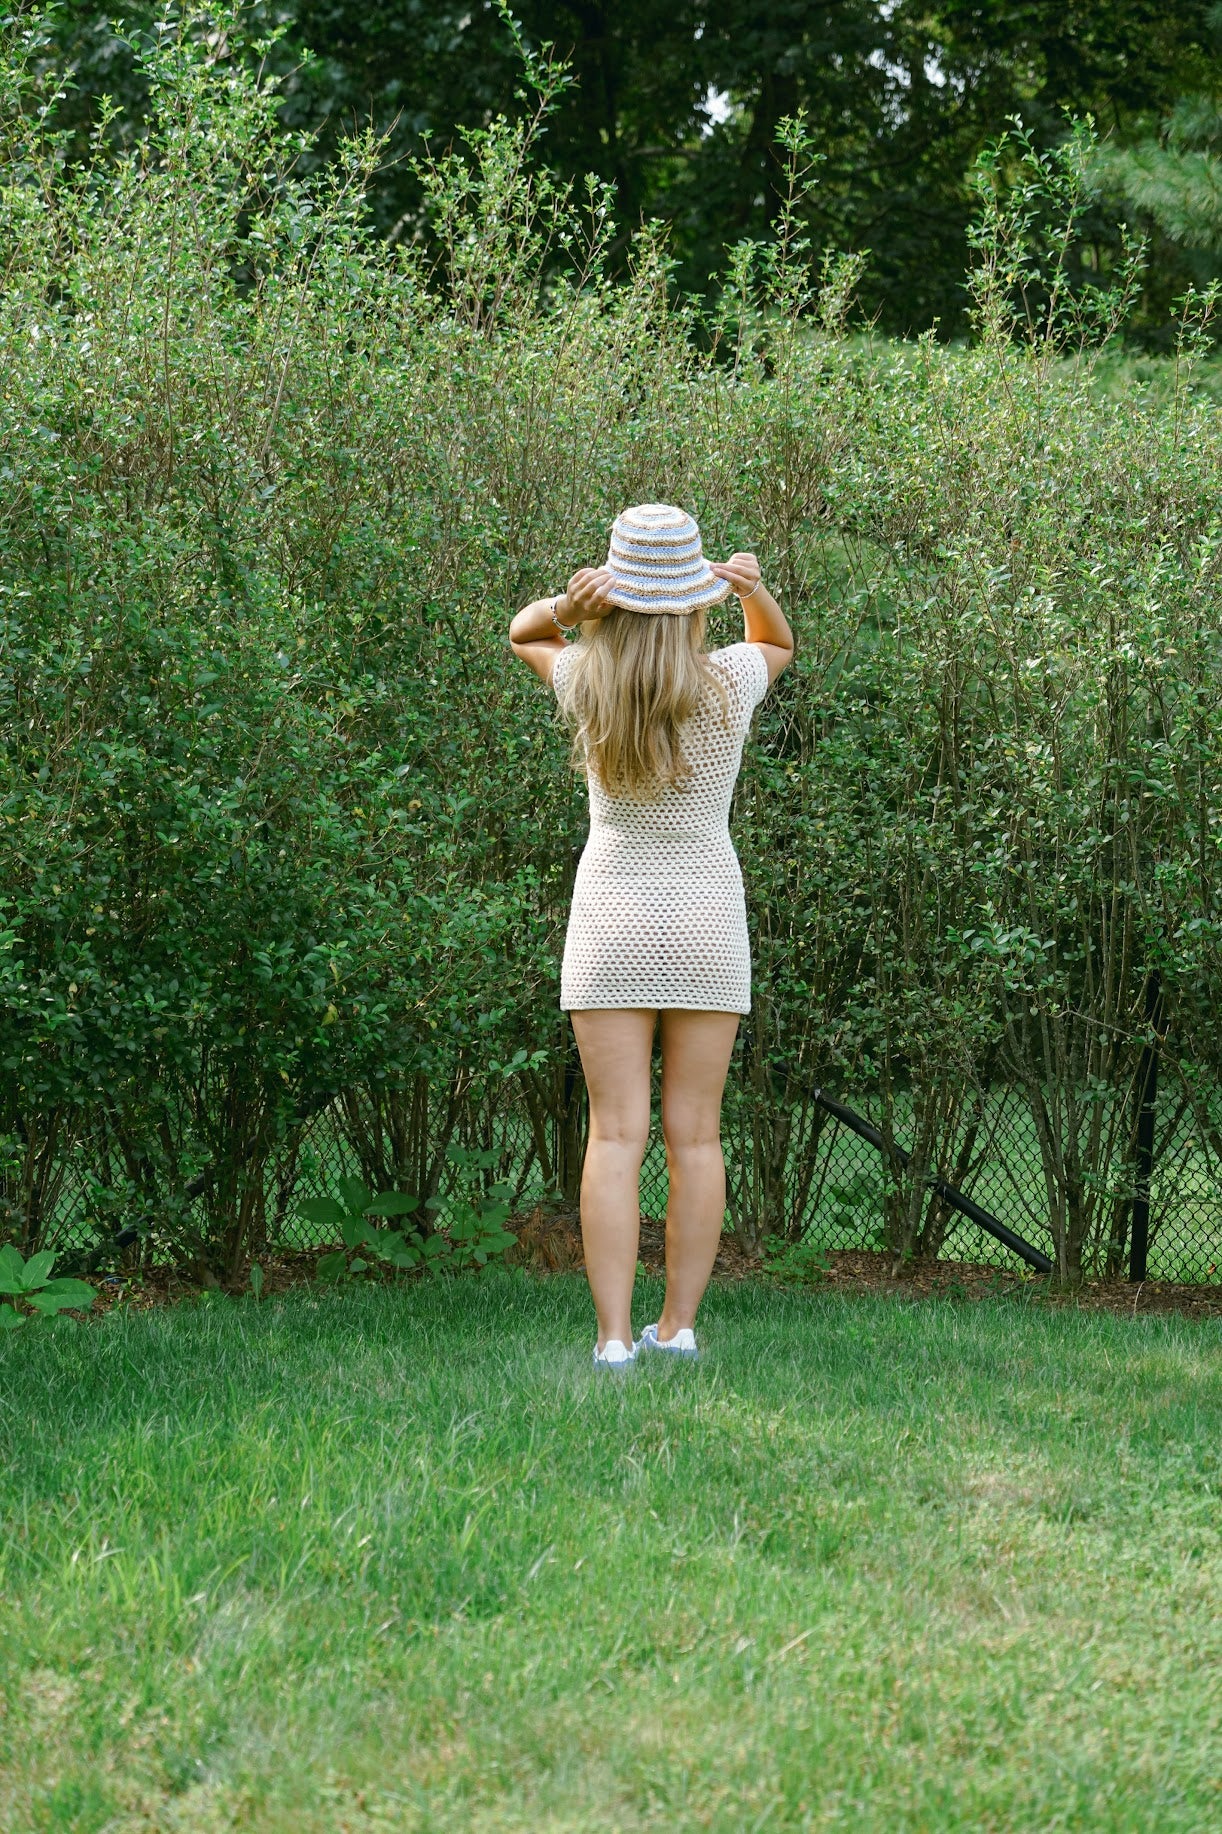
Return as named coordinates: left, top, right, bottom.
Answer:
left=1, top=1274, right=1219, bottom=1832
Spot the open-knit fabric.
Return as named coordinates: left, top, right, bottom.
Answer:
left=553, top=641, right=770, bottom=1013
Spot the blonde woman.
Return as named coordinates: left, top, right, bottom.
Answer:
left=509, top=504, right=793, bottom=1366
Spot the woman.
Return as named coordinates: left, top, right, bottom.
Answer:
left=509, top=503, right=793, bottom=1366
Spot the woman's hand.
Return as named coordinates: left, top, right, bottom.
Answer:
left=560, top=567, right=616, bottom=624
left=709, top=550, right=793, bottom=683
left=709, top=553, right=762, bottom=599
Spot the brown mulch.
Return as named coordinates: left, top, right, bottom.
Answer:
left=63, top=1205, right=1222, bottom=1322
left=82, top=1249, right=336, bottom=1316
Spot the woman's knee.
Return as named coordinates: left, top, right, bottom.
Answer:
left=661, top=1110, right=723, bottom=1162
left=588, top=1108, right=651, bottom=1159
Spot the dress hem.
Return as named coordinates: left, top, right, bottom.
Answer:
left=560, top=1000, right=750, bottom=1016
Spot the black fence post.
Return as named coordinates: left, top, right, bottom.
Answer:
left=1129, top=968, right=1163, bottom=1284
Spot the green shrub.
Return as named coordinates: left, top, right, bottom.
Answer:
left=0, top=1245, right=95, bottom=1327
left=2, top=7, right=1221, bottom=1284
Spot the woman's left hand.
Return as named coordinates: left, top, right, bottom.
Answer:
left=709, top=553, right=762, bottom=599
left=562, top=567, right=617, bottom=622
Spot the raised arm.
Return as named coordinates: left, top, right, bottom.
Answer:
left=509, top=568, right=616, bottom=684
left=708, top=553, right=794, bottom=684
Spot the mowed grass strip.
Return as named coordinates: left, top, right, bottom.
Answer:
left=1, top=1274, right=1219, bottom=1833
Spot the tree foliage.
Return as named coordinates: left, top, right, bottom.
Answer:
left=39, top=0, right=1221, bottom=336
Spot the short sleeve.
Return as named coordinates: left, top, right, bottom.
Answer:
left=708, top=643, right=770, bottom=727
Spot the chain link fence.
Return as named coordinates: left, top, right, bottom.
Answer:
left=29, top=1056, right=1222, bottom=1284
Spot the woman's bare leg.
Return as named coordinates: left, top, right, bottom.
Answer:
left=657, top=1009, right=740, bottom=1340
left=569, top=1008, right=656, bottom=1350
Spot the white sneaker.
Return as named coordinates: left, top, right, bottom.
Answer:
left=593, top=1338, right=636, bottom=1370
left=636, top=1323, right=698, bottom=1360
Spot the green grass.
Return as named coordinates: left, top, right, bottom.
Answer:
left=2, top=1275, right=1220, bottom=1832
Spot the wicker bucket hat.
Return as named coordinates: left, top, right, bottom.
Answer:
left=603, top=503, right=733, bottom=614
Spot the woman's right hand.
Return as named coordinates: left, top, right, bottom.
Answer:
left=561, top=567, right=616, bottom=624
left=709, top=553, right=762, bottom=599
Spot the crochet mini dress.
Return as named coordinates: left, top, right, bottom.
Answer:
left=553, top=641, right=771, bottom=1014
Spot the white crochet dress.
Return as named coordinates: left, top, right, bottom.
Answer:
left=553, top=642, right=770, bottom=1014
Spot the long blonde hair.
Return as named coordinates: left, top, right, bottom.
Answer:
left=556, top=607, right=729, bottom=800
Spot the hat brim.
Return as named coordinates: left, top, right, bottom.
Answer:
left=604, top=573, right=734, bottom=615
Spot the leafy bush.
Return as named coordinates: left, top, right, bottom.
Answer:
left=2, top=6, right=1221, bottom=1285
left=301, top=1156, right=515, bottom=1282
left=0, top=1245, right=95, bottom=1328
left=300, top=1176, right=424, bottom=1282
left=760, top=1238, right=835, bottom=1287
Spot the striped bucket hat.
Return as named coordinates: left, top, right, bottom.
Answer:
left=604, top=503, right=733, bottom=614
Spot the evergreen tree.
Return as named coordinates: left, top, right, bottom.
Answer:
left=1093, top=7, right=1222, bottom=258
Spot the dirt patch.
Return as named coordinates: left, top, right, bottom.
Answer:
left=80, top=1250, right=335, bottom=1317
left=59, top=1207, right=1222, bottom=1322
left=811, top=1252, right=1222, bottom=1321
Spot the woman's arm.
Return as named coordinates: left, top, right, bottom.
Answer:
left=509, top=568, right=616, bottom=684
left=709, top=553, right=794, bottom=684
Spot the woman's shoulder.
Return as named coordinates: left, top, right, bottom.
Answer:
left=705, top=643, right=770, bottom=709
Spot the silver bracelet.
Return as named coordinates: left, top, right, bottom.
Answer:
left=741, top=580, right=763, bottom=600
left=550, top=596, right=576, bottom=634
